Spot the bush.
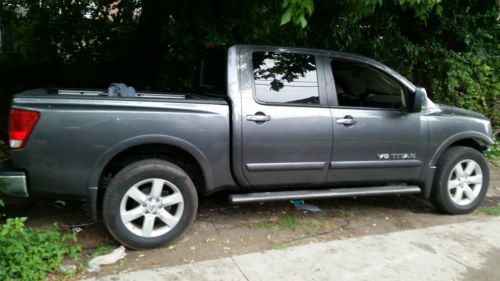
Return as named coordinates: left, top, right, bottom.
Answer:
left=0, top=217, right=80, bottom=281
left=429, top=49, right=499, bottom=128
left=487, top=132, right=500, bottom=160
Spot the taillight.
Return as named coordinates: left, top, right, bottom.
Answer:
left=9, top=109, right=40, bottom=149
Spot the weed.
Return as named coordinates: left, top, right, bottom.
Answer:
left=254, top=213, right=300, bottom=231
left=254, top=214, right=331, bottom=236
left=479, top=206, right=500, bottom=216
left=339, top=209, right=355, bottom=219
left=254, top=220, right=276, bottom=230
left=486, top=133, right=499, bottom=160
left=91, top=245, right=116, bottom=258
left=271, top=242, right=286, bottom=250
left=277, top=214, right=300, bottom=230
left=486, top=148, right=499, bottom=160
left=0, top=217, right=81, bottom=281
left=303, top=219, right=330, bottom=236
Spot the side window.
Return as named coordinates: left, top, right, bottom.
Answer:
left=252, top=52, right=319, bottom=105
left=199, top=50, right=227, bottom=96
left=331, top=60, right=405, bottom=109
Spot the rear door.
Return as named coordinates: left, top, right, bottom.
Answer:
left=325, top=58, right=426, bottom=184
left=239, top=48, right=333, bottom=187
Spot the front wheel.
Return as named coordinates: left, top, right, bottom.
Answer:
left=430, top=146, right=489, bottom=214
left=103, top=159, right=198, bottom=249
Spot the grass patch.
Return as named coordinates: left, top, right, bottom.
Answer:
left=277, top=214, right=300, bottom=230
left=254, top=220, right=276, bottom=230
left=91, top=245, right=115, bottom=258
left=479, top=206, right=500, bottom=216
left=254, top=214, right=300, bottom=231
left=271, top=242, right=286, bottom=250
left=339, top=209, right=355, bottom=219
left=253, top=214, right=331, bottom=236
left=303, top=219, right=330, bottom=236
left=254, top=213, right=300, bottom=231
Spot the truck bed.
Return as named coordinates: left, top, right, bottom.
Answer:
left=10, top=88, right=235, bottom=198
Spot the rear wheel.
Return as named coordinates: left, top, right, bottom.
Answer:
left=103, top=159, right=198, bottom=249
left=430, top=146, right=489, bottom=214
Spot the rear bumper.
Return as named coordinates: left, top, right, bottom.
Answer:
left=0, top=171, right=28, bottom=197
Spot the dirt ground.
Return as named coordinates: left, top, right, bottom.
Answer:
left=1, top=162, right=500, bottom=280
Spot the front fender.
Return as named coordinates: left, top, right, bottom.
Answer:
left=421, top=131, right=493, bottom=199
left=428, top=131, right=493, bottom=167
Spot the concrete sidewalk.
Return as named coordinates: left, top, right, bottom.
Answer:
left=82, top=217, right=500, bottom=281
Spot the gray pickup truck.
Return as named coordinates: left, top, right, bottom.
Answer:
left=1, top=45, right=493, bottom=249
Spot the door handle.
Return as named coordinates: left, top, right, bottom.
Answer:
left=336, top=115, right=357, bottom=126
left=246, top=112, right=271, bottom=123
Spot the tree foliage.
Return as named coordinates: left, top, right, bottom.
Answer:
left=282, top=0, right=442, bottom=26
left=281, top=0, right=314, bottom=28
left=0, top=0, right=498, bottom=126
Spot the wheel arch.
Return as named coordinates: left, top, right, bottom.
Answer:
left=86, top=135, right=213, bottom=221
left=428, top=131, right=493, bottom=167
left=421, top=131, right=493, bottom=199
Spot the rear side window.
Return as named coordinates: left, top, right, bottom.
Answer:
left=252, top=52, right=319, bottom=105
left=331, top=60, right=405, bottom=109
left=199, top=50, right=227, bottom=95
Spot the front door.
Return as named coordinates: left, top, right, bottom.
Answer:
left=240, top=50, right=333, bottom=187
left=326, top=58, right=426, bottom=184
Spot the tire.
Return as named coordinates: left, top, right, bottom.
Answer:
left=430, top=146, right=489, bottom=214
left=103, top=159, right=198, bottom=249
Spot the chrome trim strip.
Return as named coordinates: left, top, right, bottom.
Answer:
left=330, top=160, right=422, bottom=169
left=59, top=90, right=103, bottom=96
left=246, top=162, right=327, bottom=171
left=58, top=90, right=186, bottom=99
left=230, top=185, right=421, bottom=203
left=0, top=172, right=28, bottom=197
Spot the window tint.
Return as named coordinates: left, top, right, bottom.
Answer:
left=253, top=52, right=319, bottom=105
left=332, top=60, right=405, bottom=109
left=199, top=50, right=226, bottom=95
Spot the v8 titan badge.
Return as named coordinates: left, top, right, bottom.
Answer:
left=378, top=153, right=416, bottom=160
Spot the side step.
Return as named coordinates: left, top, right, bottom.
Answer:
left=229, top=185, right=421, bottom=204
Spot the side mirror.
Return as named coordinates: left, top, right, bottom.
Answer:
left=410, top=87, right=426, bottom=113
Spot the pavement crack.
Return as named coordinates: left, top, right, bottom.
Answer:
left=230, top=256, right=250, bottom=281
left=446, top=255, right=471, bottom=268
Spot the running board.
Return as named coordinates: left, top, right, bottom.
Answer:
left=229, top=185, right=421, bottom=204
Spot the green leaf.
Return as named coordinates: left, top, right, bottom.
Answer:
left=304, top=0, right=314, bottom=15
left=436, top=4, right=443, bottom=16
left=298, top=15, right=308, bottom=28
left=280, top=9, right=292, bottom=26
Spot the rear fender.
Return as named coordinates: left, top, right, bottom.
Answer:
left=86, top=134, right=212, bottom=221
